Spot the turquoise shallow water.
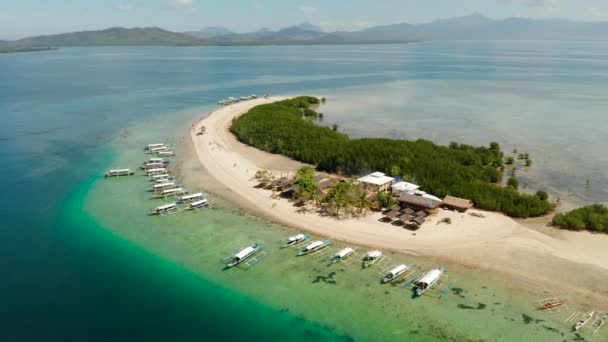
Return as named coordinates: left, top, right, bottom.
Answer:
left=2, top=43, right=608, bottom=340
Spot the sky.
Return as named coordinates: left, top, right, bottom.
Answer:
left=1, top=0, right=608, bottom=40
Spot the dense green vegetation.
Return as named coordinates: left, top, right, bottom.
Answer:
left=232, top=97, right=553, bottom=217
left=552, top=205, right=608, bottom=233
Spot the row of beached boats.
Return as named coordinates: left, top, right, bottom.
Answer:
left=217, top=94, right=260, bottom=106
left=104, top=143, right=175, bottom=178
left=225, top=233, right=445, bottom=297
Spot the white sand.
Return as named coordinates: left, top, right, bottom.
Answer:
left=187, top=97, right=608, bottom=305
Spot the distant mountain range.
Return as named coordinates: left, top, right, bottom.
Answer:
left=2, top=14, right=608, bottom=49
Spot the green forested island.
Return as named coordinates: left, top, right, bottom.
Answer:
left=0, top=46, right=57, bottom=54
left=552, top=205, right=608, bottom=233
left=231, top=97, right=553, bottom=217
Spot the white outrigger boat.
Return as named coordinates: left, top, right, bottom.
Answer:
left=142, top=162, right=165, bottom=171
left=298, top=240, right=332, bottom=256
left=281, top=233, right=310, bottom=248
left=153, top=182, right=177, bottom=192
left=159, top=187, right=186, bottom=198
left=150, top=173, right=171, bottom=181
left=156, top=150, right=175, bottom=157
left=146, top=168, right=167, bottom=176
left=332, top=247, right=355, bottom=263
left=382, top=264, right=410, bottom=283
left=362, top=250, right=383, bottom=268
left=149, top=145, right=170, bottom=153
left=178, top=192, right=206, bottom=204
left=145, top=143, right=165, bottom=151
left=189, top=199, right=210, bottom=209
left=414, top=268, right=445, bottom=296
left=575, top=311, right=595, bottom=331
left=152, top=202, right=179, bottom=215
left=594, top=313, right=608, bottom=334
left=104, top=168, right=134, bottom=177
left=225, top=243, right=263, bottom=268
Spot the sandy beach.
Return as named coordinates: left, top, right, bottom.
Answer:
left=183, top=97, right=608, bottom=307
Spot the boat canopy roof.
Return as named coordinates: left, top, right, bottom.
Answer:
left=305, top=241, right=324, bottom=251
left=151, top=173, right=169, bottom=179
left=109, top=168, right=131, bottom=173
left=289, top=233, right=306, bottom=241
left=190, top=199, right=209, bottom=207
left=156, top=203, right=177, bottom=211
left=147, top=168, right=167, bottom=173
left=367, top=250, right=382, bottom=258
left=162, top=187, right=183, bottom=194
left=148, top=158, right=164, bottom=162
left=147, top=143, right=165, bottom=148
left=154, top=182, right=175, bottom=188
left=157, top=151, right=174, bottom=155
left=336, top=247, right=354, bottom=258
left=388, top=264, right=407, bottom=276
left=417, top=269, right=443, bottom=286
left=181, top=193, right=203, bottom=201
left=234, top=246, right=255, bottom=260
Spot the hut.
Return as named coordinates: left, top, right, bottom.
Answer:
left=398, top=193, right=441, bottom=210
left=357, top=172, right=395, bottom=192
left=443, top=195, right=473, bottom=212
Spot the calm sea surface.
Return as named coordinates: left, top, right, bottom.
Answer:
left=2, top=42, right=607, bottom=341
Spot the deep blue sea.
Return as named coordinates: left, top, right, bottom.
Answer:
left=1, top=42, right=607, bottom=341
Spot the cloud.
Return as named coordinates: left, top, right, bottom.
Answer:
left=116, top=2, right=134, bottom=11
left=168, top=0, right=193, bottom=5
left=299, top=6, right=319, bottom=14
left=500, top=0, right=559, bottom=12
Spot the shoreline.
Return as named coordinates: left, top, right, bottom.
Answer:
left=181, top=97, right=608, bottom=307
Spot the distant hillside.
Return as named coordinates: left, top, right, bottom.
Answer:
left=6, top=14, right=608, bottom=48
left=184, top=26, right=234, bottom=39
left=354, top=13, right=608, bottom=41
left=13, top=27, right=204, bottom=47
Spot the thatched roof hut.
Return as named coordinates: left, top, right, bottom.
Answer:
left=443, top=195, right=473, bottom=212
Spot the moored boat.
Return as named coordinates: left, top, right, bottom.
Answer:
left=146, top=168, right=167, bottom=176
left=152, top=202, right=178, bottom=215
left=178, top=192, right=205, bottom=203
left=153, top=182, right=176, bottom=192
left=575, top=311, right=595, bottom=331
left=142, top=162, right=165, bottom=171
left=156, top=150, right=175, bottom=157
left=414, top=268, right=445, bottom=296
left=104, top=168, right=134, bottom=177
left=382, top=264, right=409, bottom=283
left=281, top=233, right=310, bottom=248
left=298, top=240, right=332, bottom=256
left=332, top=247, right=355, bottom=263
left=538, top=299, right=567, bottom=310
left=189, top=199, right=210, bottom=209
left=159, top=187, right=186, bottom=198
left=226, top=243, right=262, bottom=268
left=363, top=250, right=383, bottom=268
left=145, top=143, right=165, bottom=151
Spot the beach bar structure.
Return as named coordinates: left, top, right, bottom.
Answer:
left=357, top=172, right=395, bottom=192
left=391, top=181, right=420, bottom=195
left=398, top=193, right=442, bottom=210
left=442, top=195, right=473, bottom=212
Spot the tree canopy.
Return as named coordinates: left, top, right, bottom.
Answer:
left=231, top=97, right=553, bottom=217
left=552, top=204, right=608, bottom=233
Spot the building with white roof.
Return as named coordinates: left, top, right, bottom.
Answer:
left=357, top=172, right=395, bottom=192
left=391, top=181, right=420, bottom=195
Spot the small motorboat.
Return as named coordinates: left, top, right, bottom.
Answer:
left=226, top=243, right=262, bottom=268
left=362, top=250, right=382, bottom=268
left=281, top=233, right=310, bottom=248
left=382, top=264, right=409, bottom=283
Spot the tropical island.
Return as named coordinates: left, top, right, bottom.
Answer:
left=231, top=96, right=552, bottom=218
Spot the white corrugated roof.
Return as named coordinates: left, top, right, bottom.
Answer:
left=417, top=269, right=443, bottom=286
left=388, top=264, right=408, bottom=276
left=305, top=241, right=323, bottom=251
left=357, top=172, right=395, bottom=186
left=391, top=181, right=420, bottom=192
left=235, top=246, right=255, bottom=260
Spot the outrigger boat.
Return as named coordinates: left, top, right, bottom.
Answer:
left=415, top=268, right=445, bottom=296
left=382, top=264, right=409, bottom=283
left=149, top=146, right=170, bottom=153
left=332, top=247, right=355, bottom=263
left=152, top=202, right=179, bottom=215
left=146, top=168, right=167, bottom=176
left=178, top=192, right=205, bottom=204
left=159, top=187, right=186, bottom=198
left=226, top=243, right=262, bottom=268
left=538, top=299, right=567, bottom=310
left=298, top=240, right=332, bottom=256
left=575, top=311, right=595, bottom=331
left=145, top=143, right=165, bottom=151
left=142, top=162, right=165, bottom=171
left=104, top=168, right=134, bottom=177
left=595, top=313, right=608, bottom=334
left=157, top=150, right=175, bottom=157
left=150, top=173, right=171, bottom=181
left=153, top=182, right=177, bottom=192
left=362, top=250, right=383, bottom=268
left=146, top=157, right=169, bottom=165
left=189, top=199, right=210, bottom=209
left=281, top=233, right=310, bottom=248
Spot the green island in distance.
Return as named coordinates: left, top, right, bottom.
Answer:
left=0, top=46, right=57, bottom=54
left=231, top=96, right=556, bottom=218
